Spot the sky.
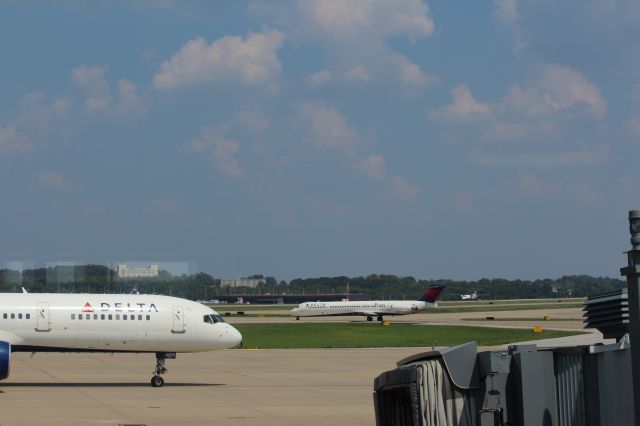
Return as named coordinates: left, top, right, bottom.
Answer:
left=1, top=0, right=639, bottom=281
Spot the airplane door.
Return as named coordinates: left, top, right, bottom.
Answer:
left=171, top=306, right=185, bottom=333
left=36, top=302, right=51, bottom=331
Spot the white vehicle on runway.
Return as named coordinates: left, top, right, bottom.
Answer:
left=290, top=285, right=445, bottom=322
left=0, top=293, right=242, bottom=387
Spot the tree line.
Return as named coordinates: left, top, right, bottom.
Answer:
left=0, top=265, right=626, bottom=301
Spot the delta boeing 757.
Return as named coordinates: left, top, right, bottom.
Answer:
left=290, top=285, right=445, bottom=322
left=0, top=293, right=242, bottom=387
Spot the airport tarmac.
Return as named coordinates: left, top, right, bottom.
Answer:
left=2, top=348, right=425, bottom=426
left=1, top=303, right=599, bottom=425
left=1, top=331, right=605, bottom=426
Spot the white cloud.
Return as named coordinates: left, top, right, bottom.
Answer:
left=289, top=0, right=435, bottom=88
left=232, top=109, right=270, bottom=133
left=356, top=154, right=386, bottom=181
left=429, top=84, right=491, bottom=121
left=343, top=65, right=371, bottom=83
left=295, top=0, right=434, bottom=42
left=115, top=79, right=144, bottom=116
left=493, top=0, right=526, bottom=50
left=0, top=126, right=32, bottom=154
left=504, top=64, right=607, bottom=118
left=297, top=102, right=362, bottom=154
left=391, top=176, right=421, bottom=200
left=307, top=69, right=333, bottom=87
left=71, top=65, right=145, bottom=118
left=72, top=65, right=111, bottom=111
left=395, top=53, right=434, bottom=88
left=188, top=127, right=242, bottom=177
left=493, top=0, right=640, bottom=74
left=38, top=170, right=76, bottom=191
left=493, top=0, right=518, bottom=26
left=297, top=102, right=420, bottom=198
left=153, top=29, right=284, bottom=90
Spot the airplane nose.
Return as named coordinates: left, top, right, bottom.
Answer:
left=224, top=324, right=242, bottom=348
left=290, top=307, right=299, bottom=315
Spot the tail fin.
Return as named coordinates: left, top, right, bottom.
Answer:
left=418, top=285, right=445, bottom=303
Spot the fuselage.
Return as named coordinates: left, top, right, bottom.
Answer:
left=0, top=293, right=242, bottom=353
left=290, top=300, right=435, bottom=318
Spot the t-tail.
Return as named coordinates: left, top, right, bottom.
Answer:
left=417, top=285, right=445, bottom=303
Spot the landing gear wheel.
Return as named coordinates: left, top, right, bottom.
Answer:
left=150, top=352, right=173, bottom=387
left=377, top=315, right=383, bottom=322
left=296, top=316, right=300, bottom=320
left=367, top=316, right=373, bottom=322
left=151, top=375, right=164, bottom=387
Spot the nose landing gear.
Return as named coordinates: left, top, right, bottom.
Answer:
left=151, top=352, right=176, bottom=387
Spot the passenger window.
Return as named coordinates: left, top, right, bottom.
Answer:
left=79, top=314, right=83, bottom=320
left=138, top=315, right=142, bottom=320
left=11, top=313, right=15, bottom=319
left=146, top=315, right=150, bottom=320
left=123, top=315, right=127, bottom=320
left=115, top=315, right=120, bottom=320
left=18, top=313, right=22, bottom=319
left=86, top=315, right=91, bottom=320
left=26, top=313, right=30, bottom=319
left=130, top=315, right=135, bottom=320
left=101, top=314, right=105, bottom=320
left=2, top=313, right=6, bottom=319
left=94, top=314, right=98, bottom=320
left=108, top=314, right=113, bottom=320
left=71, top=314, right=75, bottom=320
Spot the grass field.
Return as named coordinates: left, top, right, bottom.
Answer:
left=233, top=323, right=583, bottom=349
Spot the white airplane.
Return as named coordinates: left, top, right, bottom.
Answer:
left=0, top=293, right=242, bottom=387
left=290, top=285, right=445, bottom=322
left=460, top=291, right=478, bottom=300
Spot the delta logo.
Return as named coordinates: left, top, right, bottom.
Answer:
left=80, top=301, right=159, bottom=313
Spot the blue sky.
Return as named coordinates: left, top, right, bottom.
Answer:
left=1, top=0, right=639, bottom=281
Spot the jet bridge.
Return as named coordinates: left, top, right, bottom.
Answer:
left=373, top=210, right=640, bottom=425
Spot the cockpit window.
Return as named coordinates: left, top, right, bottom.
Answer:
left=203, top=314, right=226, bottom=324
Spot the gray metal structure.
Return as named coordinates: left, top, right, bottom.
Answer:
left=373, top=210, right=639, bottom=425
left=621, top=209, right=640, bottom=426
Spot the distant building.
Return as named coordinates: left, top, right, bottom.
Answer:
left=117, top=263, right=159, bottom=279
left=221, top=278, right=264, bottom=288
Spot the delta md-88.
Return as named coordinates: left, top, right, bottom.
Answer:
left=290, top=285, right=445, bottom=322
left=0, top=293, right=242, bottom=387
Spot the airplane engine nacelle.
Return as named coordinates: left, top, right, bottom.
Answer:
left=0, top=341, right=10, bottom=380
